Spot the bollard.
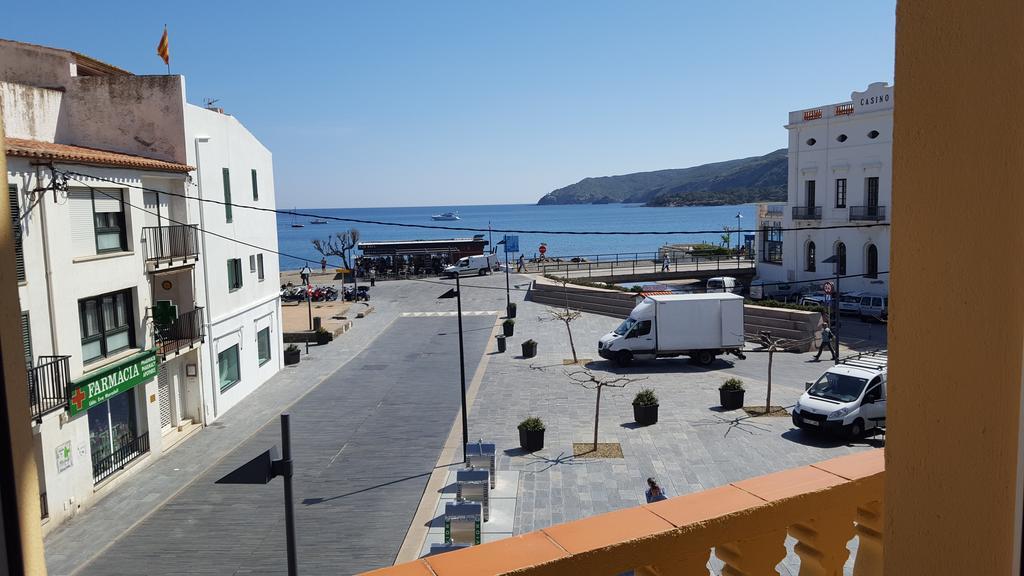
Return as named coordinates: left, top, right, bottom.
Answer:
left=495, top=335, right=506, bottom=353
left=313, top=316, right=322, bottom=331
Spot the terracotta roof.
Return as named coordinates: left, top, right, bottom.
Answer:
left=5, top=138, right=192, bottom=173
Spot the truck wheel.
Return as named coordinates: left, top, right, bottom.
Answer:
left=693, top=350, right=715, bottom=366
left=478, top=268, right=486, bottom=276
left=847, top=418, right=865, bottom=439
left=615, top=351, right=633, bottom=366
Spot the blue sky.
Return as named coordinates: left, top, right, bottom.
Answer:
left=2, top=1, right=895, bottom=208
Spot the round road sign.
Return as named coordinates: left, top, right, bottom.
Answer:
left=539, top=244, right=547, bottom=255
left=823, top=281, right=835, bottom=295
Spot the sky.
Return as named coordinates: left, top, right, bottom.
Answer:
left=1, top=1, right=895, bottom=208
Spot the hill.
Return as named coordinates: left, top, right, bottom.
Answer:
left=536, top=149, right=787, bottom=206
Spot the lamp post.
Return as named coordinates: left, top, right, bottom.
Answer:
left=300, top=265, right=313, bottom=355
left=439, top=277, right=470, bottom=463
left=735, top=212, right=743, bottom=269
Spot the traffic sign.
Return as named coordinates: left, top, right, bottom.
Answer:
left=823, top=281, right=835, bottom=295
left=503, top=235, right=519, bottom=253
left=538, top=243, right=547, bottom=255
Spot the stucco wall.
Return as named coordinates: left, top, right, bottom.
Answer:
left=0, top=82, right=62, bottom=141
left=0, top=40, right=77, bottom=89
left=888, top=1, right=1024, bottom=573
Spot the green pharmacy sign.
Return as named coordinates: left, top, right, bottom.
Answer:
left=68, top=350, right=158, bottom=417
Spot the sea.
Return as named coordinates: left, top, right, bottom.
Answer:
left=276, top=203, right=757, bottom=270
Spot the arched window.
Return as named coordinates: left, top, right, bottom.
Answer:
left=866, top=244, right=878, bottom=278
left=806, top=241, right=816, bottom=272
left=836, top=242, right=847, bottom=276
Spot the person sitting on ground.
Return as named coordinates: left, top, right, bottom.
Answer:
left=645, top=477, right=668, bottom=503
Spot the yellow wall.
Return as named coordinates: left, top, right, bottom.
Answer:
left=888, top=1, right=1024, bottom=573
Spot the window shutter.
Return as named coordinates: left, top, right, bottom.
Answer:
left=257, top=254, right=264, bottom=280
left=9, top=185, right=24, bottom=281
left=20, top=312, right=31, bottom=368
left=68, top=189, right=95, bottom=257
left=251, top=169, right=258, bottom=201
left=222, top=168, right=232, bottom=223
left=92, top=189, right=123, bottom=212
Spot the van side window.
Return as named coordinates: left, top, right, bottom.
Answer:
left=864, top=385, right=882, bottom=402
left=635, top=320, right=652, bottom=337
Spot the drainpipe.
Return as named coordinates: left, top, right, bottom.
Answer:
left=37, top=166, right=59, bottom=356
left=193, top=136, right=215, bottom=424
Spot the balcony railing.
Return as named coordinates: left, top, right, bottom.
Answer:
left=27, top=355, right=71, bottom=421
left=154, top=307, right=204, bottom=360
left=792, top=205, right=822, bottom=220
left=364, top=450, right=884, bottom=576
left=850, top=205, right=887, bottom=221
left=93, top=432, right=150, bottom=484
left=142, top=225, right=199, bottom=264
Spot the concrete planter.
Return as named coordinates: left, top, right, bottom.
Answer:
left=521, top=340, right=537, bottom=358
left=496, top=335, right=506, bottom=353
left=518, top=428, right=545, bottom=452
left=502, top=321, right=515, bottom=337
left=316, top=331, right=333, bottom=345
left=633, top=403, right=659, bottom=426
left=284, top=348, right=301, bottom=366
left=719, top=389, right=745, bottom=410
left=507, top=302, right=517, bottom=318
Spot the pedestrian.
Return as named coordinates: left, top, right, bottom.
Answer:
left=369, top=268, right=376, bottom=287
left=517, top=254, right=526, bottom=273
left=645, top=477, right=667, bottom=503
left=320, top=257, right=327, bottom=274
left=662, top=254, right=670, bottom=272
left=814, top=323, right=837, bottom=361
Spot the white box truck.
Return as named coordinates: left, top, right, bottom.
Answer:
left=597, top=293, right=747, bottom=366
left=444, top=254, right=499, bottom=277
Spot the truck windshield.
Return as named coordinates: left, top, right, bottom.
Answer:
left=614, top=318, right=637, bottom=336
left=808, top=372, right=869, bottom=403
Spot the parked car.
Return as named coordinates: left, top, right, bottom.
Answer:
left=792, top=351, right=887, bottom=438
left=705, top=276, right=740, bottom=293
left=799, top=292, right=828, bottom=307
left=749, top=280, right=796, bottom=301
left=839, top=292, right=865, bottom=315
left=858, top=293, right=889, bottom=321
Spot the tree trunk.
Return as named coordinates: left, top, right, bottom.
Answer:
left=566, top=320, right=578, bottom=363
left=766, top=349, right=774, bottom=414
left=593, top=385, right=601, bottom=452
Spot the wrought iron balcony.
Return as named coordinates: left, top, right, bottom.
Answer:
left=27, top=355, right=71, bottom=421
left=850, top=205, right=887, bottom=221
left=792, top=206, right=822, bottom=220
left=93, top=432, right=150, bottom=484
left=142, top=225, right=200, bottom=270
left=153, top=307, right=205, bottom=360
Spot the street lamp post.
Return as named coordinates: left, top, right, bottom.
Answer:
left=735, top=212, right=743, bottom=269
left=300, top=265, right=312, bottom=355
left=455, top=275, right=469, bottom=462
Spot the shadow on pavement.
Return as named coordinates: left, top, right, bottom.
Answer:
left=781, top=428, right=885, bottom=449
left=585, top=358, right=737, bottom=375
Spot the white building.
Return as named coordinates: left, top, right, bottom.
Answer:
left=756, top=82, right=892, bottom=297
left=0, top=39, right=282, bottom=532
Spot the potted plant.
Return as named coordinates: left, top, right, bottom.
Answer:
left=502, top=318, right=515, bottom=337
left=507, top=302, right=517, bottom=319
left=284, top=344, right=301, bottom=365
left=521, top=339, right=537, bottom=358
left=632, top=388, right=660, bottom=426
left=719, top=378, right=745, bottom=410
left=518, top=417, right=545, bottom=452
left=315, top=327, right=333, bottom=345
left=495, top=335, right=507, bottom=353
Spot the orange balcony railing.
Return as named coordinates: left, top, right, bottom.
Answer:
left=362, top=450, right=883, bottom=576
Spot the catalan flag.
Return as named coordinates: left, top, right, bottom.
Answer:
left=157, top=25, right=170, bottom=67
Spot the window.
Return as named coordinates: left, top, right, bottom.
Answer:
left=835, top=242, right=847, bottom=276
left=835, top=178, right=847, bottom=208
left=257, top=254, right=265, bottom=281
left=806, top=180, right=816, bottom=207
left=80, top=290, right=133, bottom=363
left=9, top=185, right=24, bottom=281
left=88, top=387, right=139, bottom=481
left=227, top=259, right=243, bottom=291
left=866, top=177, right=880, bottom=207
left=806, top=242, right=816, bottom=272
left=249, top=255, right=257, bottom=273
left=866, top=244, right=878, bottom=278
left=222, top=168, right=232, bottom=223
left=92, top=190, right=127, bottom=253
left=837, top=134, right=848, bottom=142
left=864, top=385, right=883, bottom=403
left=251, top=169, right=259, bottom=201
left=868, top=130, right=880, bottom=139
left=218, top=345, right=241, bottom=392
left=257, top=327, right=271, bottom=366
left=20, top=312, right=31, bottom=368
left=635, top=320, right=652, bottom=337
left=806, top=138, right=816, bottom=146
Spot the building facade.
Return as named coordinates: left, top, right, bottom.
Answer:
left=755, top=82, right=892, bottom=297
left=0, top=39, right=281, bottom=533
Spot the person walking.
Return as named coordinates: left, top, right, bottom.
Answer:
left=814, top=323, right=837, bottom=361
left=320, top=257, right=327, bottom=274
left=517, top=254, right=526, bottom=273
left=369, top=268, right=376, bottom=287
left=645, top=478, right=667, bottom=503
left=662, top=254, right=670, bottom=272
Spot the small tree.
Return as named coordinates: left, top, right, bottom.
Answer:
left=565, top=368, right=645, bottom=452
left=750, top=330, right=800, bottom=414
left=543, top=278, right=582, bottom=363
left=311, top=228, right=361, bottom=271
left=720, top=226, right=732, bottom=248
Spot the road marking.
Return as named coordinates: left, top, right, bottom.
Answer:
left=400, top=311, right=501, bottom=317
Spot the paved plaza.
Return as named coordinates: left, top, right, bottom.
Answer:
left=45, top=272, right=883, bottom=575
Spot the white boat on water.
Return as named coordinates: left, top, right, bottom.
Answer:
left=432, top=211, right=460, bottom=221
left=310, top=219, right=328, bottom=224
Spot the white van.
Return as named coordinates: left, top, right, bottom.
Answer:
left=705, top=276, right=740, bottom=293
left=858, top=293, right=889, bottom=321
left=792, top=351, right=887, bottom=438
left=444, top=254, right=499, bottom=277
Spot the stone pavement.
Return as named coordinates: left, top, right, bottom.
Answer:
left=44, top=274, right=517, bottom=576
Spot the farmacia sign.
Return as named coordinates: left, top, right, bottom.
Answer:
left=68, top=349, right=158, bottom=417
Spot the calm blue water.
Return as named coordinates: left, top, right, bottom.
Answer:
left=276, top=203, right=757, bottom=270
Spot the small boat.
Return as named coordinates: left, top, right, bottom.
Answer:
left=310, top=219, right=328, bottom=224
left=290, top=208, right=304, bottom=227
left=432, top=211, right=460, bottom=221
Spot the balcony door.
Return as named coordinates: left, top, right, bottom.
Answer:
left=866, top=177, right=880, bottom=212
left=806, top=180, right=816, bottom=208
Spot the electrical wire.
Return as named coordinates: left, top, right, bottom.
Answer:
left=57, top=168, right=891, bottom=237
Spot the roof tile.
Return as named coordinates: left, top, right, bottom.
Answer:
left=5, top=138, right=192, bottom=173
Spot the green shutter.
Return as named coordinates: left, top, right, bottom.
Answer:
left=20, top=312, right=31, bottom=368
left=251, top=169, right=258, bottom=201
left=9, top=185, right=24, bottom=282
left=222, top=168, right=232, bottom=223
left=227, top=259, right=235, bottom=290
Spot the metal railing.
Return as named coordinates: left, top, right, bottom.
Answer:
left=792, top=206, right=823, bottom=220
left=93, top=432, right=150, bottom=484
left=154, top=307, right=204, bottom=359
left=850, top=205, right=887, bottom=221
left=40, top=492, right=48, bottom=520
left=535, top=251, right=756, bottom=279
left=27, top=355, right=71, bottom=421
left=142, top=225, right=199, bottom=262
